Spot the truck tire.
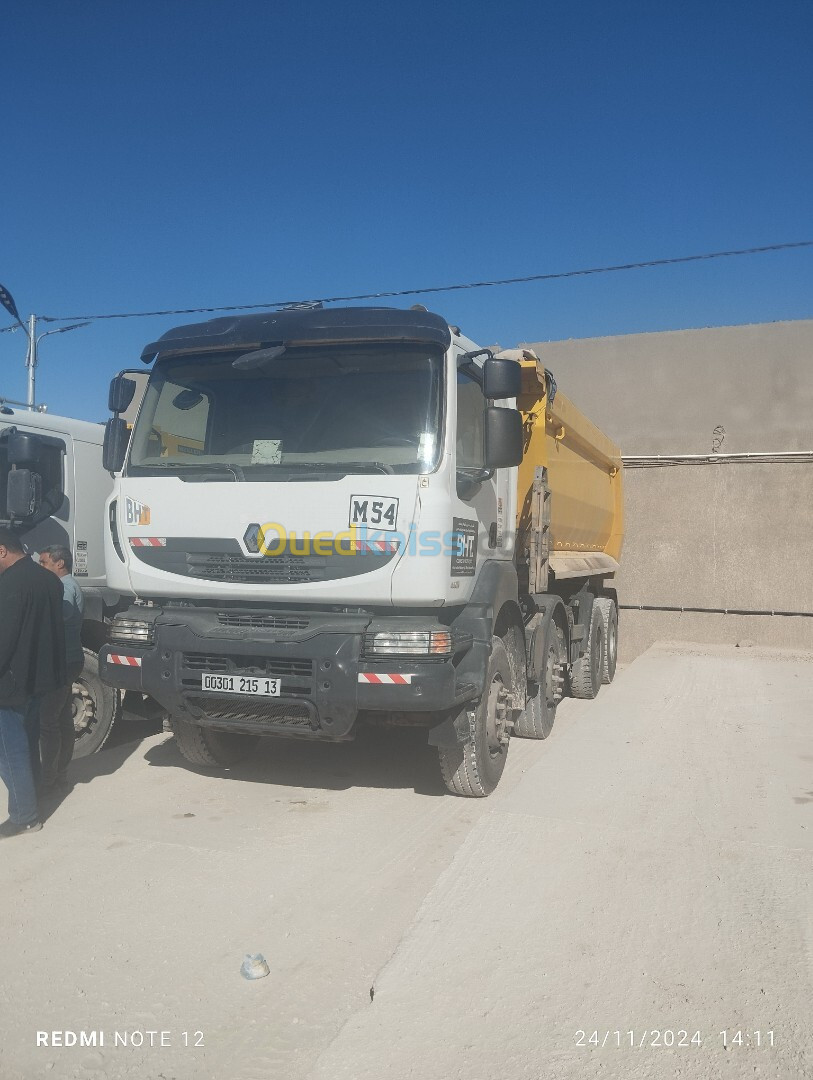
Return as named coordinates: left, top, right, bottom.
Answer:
left=438, top=637, right=512, bottom=797
left=72, top=649, right=120, bottom=758
left=171, top=717, right=259, bottom=767
left=514, top=619, right=565, bottom=739
left=595, top=596, right=618, bottom=683
left=570, top=605, right=604, bottom=700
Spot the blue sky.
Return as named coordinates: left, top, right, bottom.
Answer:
left=3, top=1, right=812, bottom=421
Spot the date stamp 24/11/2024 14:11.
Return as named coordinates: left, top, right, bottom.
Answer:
left=574, top=1030, right=775, bottom=1050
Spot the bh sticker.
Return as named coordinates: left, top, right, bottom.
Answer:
left=125, top=497, right=151, bottom=526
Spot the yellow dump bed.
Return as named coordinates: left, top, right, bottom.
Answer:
left=500, top=349, right=624, bottom=582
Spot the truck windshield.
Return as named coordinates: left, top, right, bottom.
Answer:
left=128, top=344, right=443, bottom=477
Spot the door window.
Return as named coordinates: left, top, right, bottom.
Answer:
left=456, top=369, right=486, bottom=470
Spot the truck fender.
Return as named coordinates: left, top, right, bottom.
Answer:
left=449, top=560, right=519, bottom=703
left=526, top=596, right=566, bottom=683
left=468, top=560, right=520, bottom=622
left=450, top=560, right=519, bottom=646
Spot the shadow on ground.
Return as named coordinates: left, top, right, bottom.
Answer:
left=143, top=724, right=447, bottom=797
left=38, top=700, right=167, bottom=820
left=52, top=708, right=446, bottom=801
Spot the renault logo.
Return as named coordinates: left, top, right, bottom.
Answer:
left=243, top=523, right=265, bottom=554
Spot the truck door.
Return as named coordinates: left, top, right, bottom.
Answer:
left=451, top=360, right=501, bottom=579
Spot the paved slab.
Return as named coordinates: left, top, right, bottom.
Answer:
left=0, top=707, right=539, bottom=1080
left=309, top=644, right=813, bottom=1080
left=1, top=643, right=810, bottom=1080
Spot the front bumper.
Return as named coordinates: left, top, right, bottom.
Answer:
left=100, top=607, right=480, bottom=740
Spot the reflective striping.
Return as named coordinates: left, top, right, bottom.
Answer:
left=108, top=654, right=143, bottom=667
left=129, top=537, right=167, bottom=547
left=352, top=539, right=400, bottom=554
left=358, top=673, right=414, bottom=685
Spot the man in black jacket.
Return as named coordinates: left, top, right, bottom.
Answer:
left=0, top=527, right=66, bottom=837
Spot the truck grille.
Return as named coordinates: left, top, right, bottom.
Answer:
left=188, top=554, right=321, bottom=584
left=183, top=653, right=313, bottom=678
left=186, top=695, right=313, bottom=728
left=217, top=612, right=310, bottom=630
left=129, top=539, right=397, bottom=584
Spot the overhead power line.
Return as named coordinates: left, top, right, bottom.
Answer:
left=15, top=238, right=813, bottom=325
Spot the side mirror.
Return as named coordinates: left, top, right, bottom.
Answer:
left=103, top=417, right=129, bottom=473
left=484, top=407, right=523, bottom=469
left=108, top=374, right=137, bottom=414
left=6, top=469, right=42, bottom=519
left=7, top=431, right=42, bottom=466
left=482, top=358, right=522, bottom=400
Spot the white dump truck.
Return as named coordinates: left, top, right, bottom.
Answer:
left=99, top=306, right=623, bottom=795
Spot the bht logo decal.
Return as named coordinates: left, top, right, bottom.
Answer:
left=450, top=517, right=478, bottom=577
left=125, top=497, right=151, bottom=526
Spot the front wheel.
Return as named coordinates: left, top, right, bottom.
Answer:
left=171, top=717, right=260, bottom=767
left=438, top=637, right=512, bottom=797
left=72, top=649, right=121, bottom=758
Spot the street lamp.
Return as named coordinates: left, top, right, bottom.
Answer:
left=30, top=321, right=91, bottom=410
left=0, top=282, right=89, bottom=410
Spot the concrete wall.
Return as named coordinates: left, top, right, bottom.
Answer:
left=616, top=461, right=813, bottom=659
left=527, top=319, right=813, bottom=455
left=524, top=320, right=813, bottom=660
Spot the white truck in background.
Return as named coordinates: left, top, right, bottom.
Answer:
left=0, top=402, right=136, bottom=754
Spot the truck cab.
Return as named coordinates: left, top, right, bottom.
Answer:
left=0, top=407, right=125, bottom=754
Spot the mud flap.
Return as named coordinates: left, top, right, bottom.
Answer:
left=427, top=707, right=473, bottom=748
left=526, top=595, right=565, bottom=682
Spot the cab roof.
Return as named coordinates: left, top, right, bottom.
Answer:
left=140, top=306, right=452, bottom=363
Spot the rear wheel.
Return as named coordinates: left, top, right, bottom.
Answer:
left=595, top=597, right=618, bottom=683
left=438, top=638, right=512, bottom=797
left=570, top=605, right=604, bottom=700
left=72, top=649, right=120, bottom=758
left=171, top=717, right=260, bottom=767
left=514, top=620, right=565, bottom=739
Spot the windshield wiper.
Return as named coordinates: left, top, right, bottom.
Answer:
left=311, top=461, right=394, bottom=475
left=245, top=461, right=395, bottom=475
left=141, top=462, right=245, bottom=481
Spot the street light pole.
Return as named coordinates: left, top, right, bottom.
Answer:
left=26, top=312, right=37, bottom=410
left=2, top=285, right=90, bottom=411
left=29, top=321, right=92, bottom=411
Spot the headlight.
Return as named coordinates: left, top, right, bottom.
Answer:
left=364, top=630, right=452, bottom=657
left=110, top=617, right=155, bottom=646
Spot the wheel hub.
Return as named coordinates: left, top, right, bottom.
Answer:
left=486, top=681, right=513, bottom=752
left=72, top=682, right=96, bottom=735
left=544, top=642, right=565, bottom=709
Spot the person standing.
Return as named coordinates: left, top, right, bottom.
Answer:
left=37, top=545, right=85, bottom=790
left=0, top=528, right=66, bottom=837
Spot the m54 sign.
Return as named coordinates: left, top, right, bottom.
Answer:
left=348, top=495, right=399, bottom=531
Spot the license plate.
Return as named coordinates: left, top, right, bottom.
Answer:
left=201, top=673, right=281, bottom=696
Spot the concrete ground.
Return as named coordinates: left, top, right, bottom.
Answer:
left=1, top=642, right=811, bottom=1080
